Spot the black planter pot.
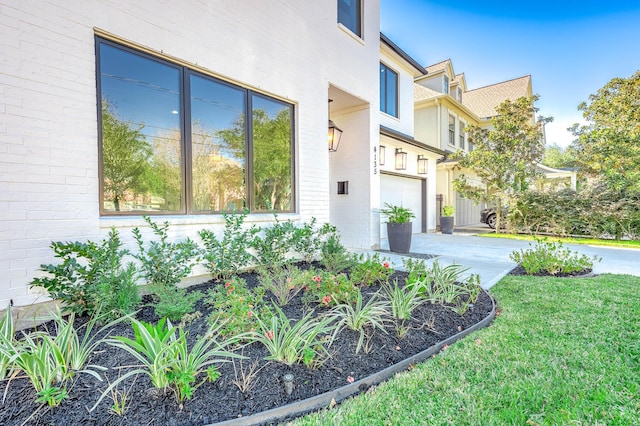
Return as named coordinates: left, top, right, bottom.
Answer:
left=387, top=222, right=412, bottom=253
left=440, top=216, right=454, bottom=234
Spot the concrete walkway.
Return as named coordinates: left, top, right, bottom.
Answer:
left=357, top=230, right=640, bottom=290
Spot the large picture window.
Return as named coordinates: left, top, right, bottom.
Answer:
left=380, top=63, right=398, bottom=117
left=96, top=38, right=294, bottom=215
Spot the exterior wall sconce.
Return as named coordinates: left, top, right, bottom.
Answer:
left=395, top=148, right=407, bottom=170
left=417, top=155, right=428, bottom=174
left=328, top=99, right=342, bottom=152
left=379, top=145, right=386, bottom=165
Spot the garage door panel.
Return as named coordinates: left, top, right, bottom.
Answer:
left=380, top=174, right=422, bottom=239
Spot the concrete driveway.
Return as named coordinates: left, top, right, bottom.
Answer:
left=367, top=230, right=639, bottom=290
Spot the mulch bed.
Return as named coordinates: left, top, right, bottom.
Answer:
left=508, top=265, right=594, bottom=278
left=0, top=267, right=493, bottom=426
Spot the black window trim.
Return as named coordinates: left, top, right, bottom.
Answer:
left=95, top=36, right=296, bottom=217
left=380, top=62, right=399, bottom=118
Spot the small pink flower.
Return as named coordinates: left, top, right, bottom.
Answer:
left=442, top=344, right=449, bottom=351
left=224, top=282, right=231, bottom=288
left=247, top=311, right=253, bottom=317
left=266, top=330, right=274, bottom=340
left=346, top=376, right=355, bottom=383
left=383, top=262, right=390, bottom=268
left=322, top=295, right=331, bottom=306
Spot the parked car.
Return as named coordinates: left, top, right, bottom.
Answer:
left=480, top=207, right=507, bottom=229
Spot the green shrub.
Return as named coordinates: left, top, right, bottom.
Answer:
left=510, top=238, right=601, bottom=275
left=249, top=213, right=297, bottom=270
left=349, top=253, right=394, bottom=286
left=133, top=215, right=200, bottom=288
left=30, top=228, right=140, bottom=319
left=206, top=277, right=273, bottom=339
left=151, top=285, right=203, bottom=322
left=301, top=269, right=359, bottom=307
left=199, top=210, right=258, bottom=280
left=320, top=231, right=355, bottom=273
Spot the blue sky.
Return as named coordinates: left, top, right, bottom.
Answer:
left=380, top=0, right=640, bottom=147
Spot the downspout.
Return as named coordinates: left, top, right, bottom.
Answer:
left=435, top=98, right=442, bottom=151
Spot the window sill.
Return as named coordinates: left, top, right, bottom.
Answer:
left=338, top=23, right=365, bottom=45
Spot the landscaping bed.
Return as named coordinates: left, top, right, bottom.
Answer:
left=0, top=267, right=494, bottom=426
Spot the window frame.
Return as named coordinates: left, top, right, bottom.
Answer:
left=338, top=0, right=362, bottom=38
left=380, top=62, right=399, bottom=118
left=95, top=37, right=296, bottom=217
left=443, top=75, right=449, bottom=94
left=459, top=121, right=465, bottom=149
left=448, top=114, right=455, bottom=146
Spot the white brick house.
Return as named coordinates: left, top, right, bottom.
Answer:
left=0, top=0, right=387, bottom=307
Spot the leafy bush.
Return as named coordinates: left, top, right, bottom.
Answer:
left=151, top=285, right=203, bottom=322
left=320, top=232, right=354, bottom=273
left=510, top=238, right=601, bottom=275
left=199, top=210, right=258, bottom=280
left=249, top=213, right=297, bottom=270
left=302, top=270, right=359, bottom=308
left=132, top=215, right=200, bottom=288
left=206, top=277, right=273, bottom=339
left=30, top=228, right=140, bottom=319
left=402, top=257, right=429, bottom=282
left=349, top=253, right=393, bottom=286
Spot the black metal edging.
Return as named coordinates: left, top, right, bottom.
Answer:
left=209, top=294, right=496, bottom=426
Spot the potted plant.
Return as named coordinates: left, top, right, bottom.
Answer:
left=380, top=202, right=415, bottom=253
left=440, top=205, right=455, bottom=234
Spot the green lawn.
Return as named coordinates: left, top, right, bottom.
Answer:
left=290, top=274, right=640, bottom=425
left=478, top=232, right=640, bottom=249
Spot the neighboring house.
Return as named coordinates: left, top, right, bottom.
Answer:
left=1, top=0, right=388, bottom=308
left=377, top=34, right=445, bottom=237
left=414, top=60, right=571, bottom=226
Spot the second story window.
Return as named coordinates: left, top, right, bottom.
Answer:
left=459, top=121, right=465, bottom=148
left=448, top=115, right=455, bottom=146
left=443, top=75, right=449, bottom=94
left=380, top=63, right=398, bottom=117
left=457, top=87, right=462, bottom=102
left=338, top=0, right=362, bottom=37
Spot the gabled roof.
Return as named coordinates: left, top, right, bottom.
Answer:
left=425, top=59, right=451, bottom=75
left=462, top=75, right=532, bottom=119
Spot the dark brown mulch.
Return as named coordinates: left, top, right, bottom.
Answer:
left=0, top=267, right=493, bottom=426
left=508, top=265, right=593, bottom=277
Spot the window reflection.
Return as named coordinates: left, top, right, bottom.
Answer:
left=190, top=74, right=246, bottom=212
left=252, top=95, right=293, bottom=212
left=97, top=39, right=294, bottom=215
left=99, top=43, right=183, bottom=212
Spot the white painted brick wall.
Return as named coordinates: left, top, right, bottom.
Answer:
left=0, top=0, right=381, bottom=307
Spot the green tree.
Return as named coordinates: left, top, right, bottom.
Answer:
left=101, top=102, right=152, bottom=211
left=569, top=71, right=640, bottom=192
left=542, top=143, right=576, bottom=169
left=453, top=95, right=551, bottom=232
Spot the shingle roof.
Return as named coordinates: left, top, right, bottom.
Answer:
left=462, top=75, right=531, bottom=119
left=414, top=83, right=441, bottom=102
left=425, top=59, right=451, bottom=75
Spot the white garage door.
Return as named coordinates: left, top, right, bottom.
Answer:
left=380, top=174, right=423, bottom=239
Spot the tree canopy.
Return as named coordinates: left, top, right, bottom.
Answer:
left=569, top=71, right=640, bottom=192
left=453, top=95, right=551, bottom=232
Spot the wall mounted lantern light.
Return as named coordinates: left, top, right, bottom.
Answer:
left=328, top=100, right=342, bottom=152
left=417, top=155, right=428, bottom=174
left=379, top=145, right=386, bottom=165
left=395, top=148, right=407, bottom=170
